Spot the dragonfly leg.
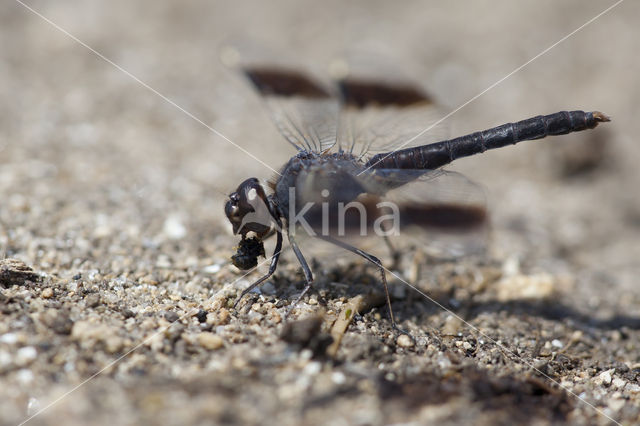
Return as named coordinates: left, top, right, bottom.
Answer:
left=285, top=232, right=314, bottom=318
left=317, top=236, right=411, bottom=337
left=383, top=234, right=401, bottom=271
left=233, top=230, right=283, bottom=309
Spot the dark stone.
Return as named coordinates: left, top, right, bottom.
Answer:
left=280, top=315, right=333, bottom=357
left=196, top=309, right=208, bottom=323
left=0, top=258, right=40, bottom=287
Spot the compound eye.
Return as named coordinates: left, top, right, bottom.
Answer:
left=224, top=198, right=241, bottom=220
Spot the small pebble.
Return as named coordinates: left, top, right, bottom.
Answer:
left=164, top=311, right=179, bottom=323
left=442, top=315, right=463, bottom=335
left=612, top=378, right=626, bottom=389
left=42, top=310, right=73, bottom=335
left=163, top=214, right=186, bottom=240
left=495, top=273, right=555, bottom=301
left=104, top=336, right=124, bottom=354
left=217, top=308, right=231, bottom=325
left=551, top=339, right=564, bottom=349
left=0, top=258, right=39, bottom=287
left=196, top=310, right=208, bottom=323
left=626, top=383, right=640, bottom=394
left=331, top=372, right=346, bottom=385
left=85, top=293, right=101, bottom=308
left=269, top=310, right=282, bottom=324
left=280, top=316, right=323, bottom=347
left=201, top=264, right=221, bottom=274
left=16, top=368, right=34, bottom=385
left=0, top=333, right=18, bottom=344
left=594, top=368, right=614, bottom=386
left=396, top=334, right=414, bottom=348
left=27, top=397, right=40, bottom=416
left=197, top=332, right=224, bottom=350
left=0, top=350, right=10, bottom=368
left=155, top=255, right=172, bottom=269
left=16, top=346, right=37, bottom=366
left=121, top=309, right=136, bottom=319
left=608, top=397, right=626, bottom=412
left=41, top=288, right=53, bottom=298
left=303, top=361, right=322, bottom=376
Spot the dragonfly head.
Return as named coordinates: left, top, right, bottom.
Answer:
left=225, top=177, right=272, bottom=238
left=225, top=178, right=272, bottom=270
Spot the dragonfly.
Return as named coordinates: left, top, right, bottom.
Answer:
left=224, top=57, right=610, bottom=330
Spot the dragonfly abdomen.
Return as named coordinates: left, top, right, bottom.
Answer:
left=365, top=110, right=609, bottom=170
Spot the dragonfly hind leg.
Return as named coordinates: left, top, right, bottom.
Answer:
left=383, top=234, right=401, bottom=271
left=317, top=236, right=412, bottom=338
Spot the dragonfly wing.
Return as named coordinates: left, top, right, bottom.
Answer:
left=357, top=168, right=489, bottom=258
left=287, top=159, right=487, bottom=256
left=333, top=54, right=448, bottom=159
left=246, top=67, right=340, bottom=153
left=224, top=44, right=340, bottom=153
left=357, top=168, right=487, bottom=229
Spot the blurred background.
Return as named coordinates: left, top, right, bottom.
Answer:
left=1, top=0, right=639, bottom=424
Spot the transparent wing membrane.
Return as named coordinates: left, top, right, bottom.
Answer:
left=261, top=94, right=339, bottom=153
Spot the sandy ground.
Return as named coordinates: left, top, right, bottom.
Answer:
left=1, top=1, right=639, bottom=425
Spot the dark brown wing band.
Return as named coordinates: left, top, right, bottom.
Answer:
left=244, top=67, right=331, bottom=99
left=338, top=79, right=432, bottom=108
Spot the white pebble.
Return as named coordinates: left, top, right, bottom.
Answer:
left=612, top=377, right=626, bottom=389
left=551, top=339, right=564, bottom=349
left=16, top=368, right=34, bottom=385
left=594, top=368, right=614, bottom=386
left=27, top=397, right=40, bottom=416
left=16, top=346, right=37, bottom=366
left=163, top=214, right=187, bottom=240
left=303, top=361, right=322, bottom=376
left=331, top=372, right=346, bottom=385
left=608, top=397, right=626, bottom=412
left=0, top=333, right=18, bottom=344
left=0, top=350, right=11, bottom=368
left=626, top=383, right=640, bottom=393
left=397, top=334, right=414, bottom=348
left=202, top=264, right=221, bottom=274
